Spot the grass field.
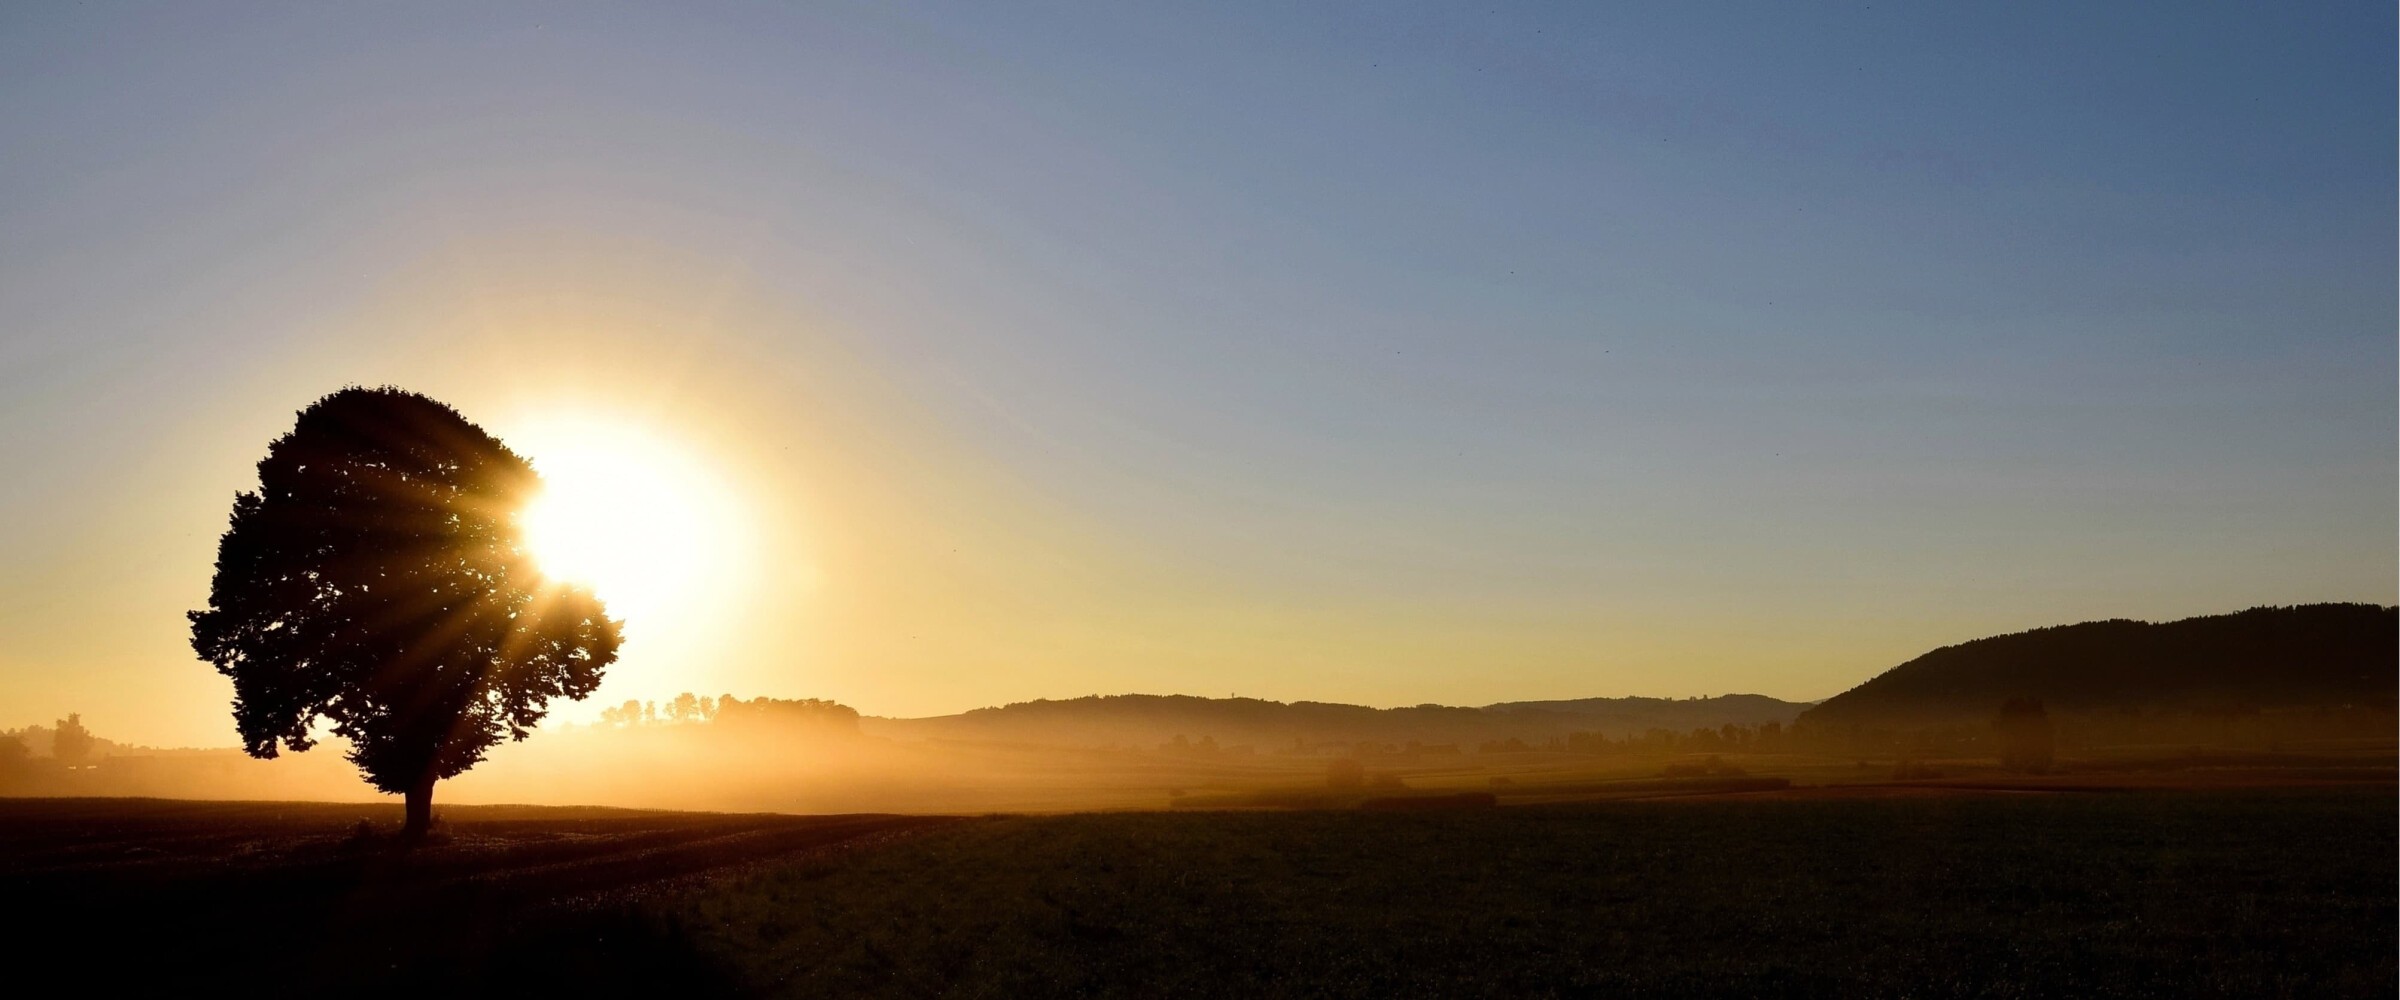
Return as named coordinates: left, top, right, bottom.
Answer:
left=4, top=786, right=2392, bottom=998
left=664, top=787, right=2395, bottom=999
left=0, top=799, right=952, bottom=994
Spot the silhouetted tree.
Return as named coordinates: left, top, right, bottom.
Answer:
left=188, top=388, right=621, bottom=837
left=643, top=700, right=657, bottom=724
left=698, top=695, right=717, bottom=721
left=671, top=692, right=699, bottom=723
left=1993, top=698, right=2056, bottom=773
left=51, top=713, right=93, bottom=764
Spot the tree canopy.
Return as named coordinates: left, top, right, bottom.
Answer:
left=189, top=387, right=621, bottom=831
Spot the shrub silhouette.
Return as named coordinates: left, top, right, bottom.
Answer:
left=189, top=387, right=621, bottom=837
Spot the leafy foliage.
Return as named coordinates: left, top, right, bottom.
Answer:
left=188, top=387, right=621, bottom=794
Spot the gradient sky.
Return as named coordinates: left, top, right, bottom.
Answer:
left=1, top=2, right=2392, bottom=747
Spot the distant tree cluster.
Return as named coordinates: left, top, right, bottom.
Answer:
left=716, top=696, right=860, bottom=734
left=590, top=693, right=861, bottom=737
left=0, top=713, right=116, bottom=793
left=596, top=693, right=722, bottom=727
left=0, top=715, right=109, bottom=764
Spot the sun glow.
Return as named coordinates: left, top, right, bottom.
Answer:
left=514, top=416, right=746, bottom=629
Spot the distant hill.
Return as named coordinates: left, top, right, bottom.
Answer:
left=860, top=693, right=1812, bottom=750
left=1798, top=603, right=2397, bottom=729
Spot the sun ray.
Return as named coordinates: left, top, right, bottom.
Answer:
left=509, top=415, right=745, bottom=638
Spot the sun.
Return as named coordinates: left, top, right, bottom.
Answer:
left=513, top=416, right=743, bottom=627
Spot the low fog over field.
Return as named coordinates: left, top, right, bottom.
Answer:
left=10, top=607, right=2392, bottom=815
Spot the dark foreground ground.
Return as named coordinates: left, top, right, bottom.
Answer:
left=5, top=787, right=2392, bottom=998
left=1, top=799, right=952, bottom=994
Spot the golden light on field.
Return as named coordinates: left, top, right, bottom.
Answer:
left=514, top=415, right=747, bottom=630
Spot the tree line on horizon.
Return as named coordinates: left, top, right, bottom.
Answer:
left=0, top=712, right=95, bottom=768
left=590, top=694, right=859, bottom=734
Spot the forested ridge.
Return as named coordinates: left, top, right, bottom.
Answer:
left=1800, top=603, right=2396, bottom=728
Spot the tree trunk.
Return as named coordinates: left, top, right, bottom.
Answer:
left=402, top=772, right=437, bottom=840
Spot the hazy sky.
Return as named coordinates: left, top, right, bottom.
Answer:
left=2, top=2, right=2392, bottom=747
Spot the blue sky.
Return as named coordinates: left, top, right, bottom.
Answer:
left=0, top=2, right=2391, bottom=743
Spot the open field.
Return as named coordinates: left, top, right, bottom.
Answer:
left=7, top=784, right=2394, bottom=998
left=667, top=787, right=2397, bottom=998
left=2, top=799, right=953, bottom=993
